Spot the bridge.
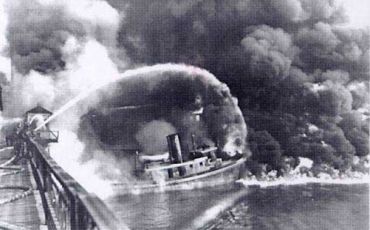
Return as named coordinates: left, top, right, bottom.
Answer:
left=0, top=134, right=128, bottom=230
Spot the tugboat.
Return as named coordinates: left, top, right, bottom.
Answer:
left=112, top=133, right=246, bottom=194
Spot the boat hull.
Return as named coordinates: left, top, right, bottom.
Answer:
left=111, top=157, right=246, bottom=194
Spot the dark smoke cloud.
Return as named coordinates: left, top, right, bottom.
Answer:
left=3, top=0, right=368, bottom=175
left=109, top=0, right=369, bottom=171
left=7, top=0, right=121, bottom=75
left=135, top=120, right=177, bottom=155
left=83, top=64, right=247, bottom=157
left=2, top=0, right=124, bottom=118
left=241, top=25, right=298, bottom=80
left=339, top=112, right=370, bottom=157
left=7, top=0, right=84, bottom=74
left=295, top=23, right=369, bottom=79
left=317, top=81, right=353, bottom=116
left=347, top=81, right=369, bottom=109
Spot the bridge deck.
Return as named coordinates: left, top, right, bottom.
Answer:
left=0, top=146, right=45, bottom=230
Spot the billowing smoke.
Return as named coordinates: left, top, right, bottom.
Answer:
left=0, top=0, right=368, bottom=188
left=135, top=120, right=177, bottom=155
left=49, top=130, right=133, bottom=198
left=241, top=25, right=298, bottom=80
left=110, top=0, right=369, bottom=172
left=6, top=0, right=123, bottom=75
left=2, top=0, right=125, bottom=117
left=0, top=0, right=129, bottom=197
left=0, top=0, right=10, bottom=83
left=86, top=64, right=248, bottom=157
left=0, top=0, right=20, bottom=139
left=1, top=0, right=248, bottom=191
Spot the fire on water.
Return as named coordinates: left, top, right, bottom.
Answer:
left=237, top=173, right=370, bottom=188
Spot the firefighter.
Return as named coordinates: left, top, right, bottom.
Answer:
left=13, top=127, right=22, bottom=158
left=19, top=123, right=29, bottom=158
left=5, top=135, right=12, bottom=146
left=13, top=122, right=28, bottom=160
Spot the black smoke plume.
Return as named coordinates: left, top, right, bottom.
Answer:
left=2, top=0, right=369, bottom=176
left=109, top=0, right=369, bottom=173
left=81, top=64, right=248, bottom=157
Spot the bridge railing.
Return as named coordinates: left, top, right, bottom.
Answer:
left=26, top=138, right=127, bottom=230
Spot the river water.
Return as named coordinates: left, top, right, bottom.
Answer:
left=105, top=183, right=369, bottom=230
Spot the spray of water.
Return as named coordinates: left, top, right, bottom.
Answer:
left=35, top=63, right=226, bottom=130
left=49, top=130, right=116, bottom=199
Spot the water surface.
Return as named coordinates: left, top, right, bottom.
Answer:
left=105, top=184, right=369, bottom=230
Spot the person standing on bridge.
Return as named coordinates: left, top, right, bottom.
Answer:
left=13, top=123, right=29, bottom=160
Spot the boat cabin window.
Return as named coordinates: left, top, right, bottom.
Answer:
left=200, top=162, right=203, bottom=166
left=190, top=164, right=193, bottom=168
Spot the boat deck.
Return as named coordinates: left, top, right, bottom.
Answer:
left=112, top=157, right=246, bottom=194
left=0, top=146, right=46, bottom=230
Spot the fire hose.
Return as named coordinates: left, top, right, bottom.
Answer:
left=0, top=185, right=33, bottom=205
left=0, top=221, right=29, bottom=230
left=0, top=155, right=24, bottom=177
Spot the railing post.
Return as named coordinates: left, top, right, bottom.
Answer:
left=27, top=138, right=125, bottom=230
left=76, top=202, right=86, bottom=229
left=41, top=159, right=47, bottom=191
left=70, top=195, right=77, bottom=230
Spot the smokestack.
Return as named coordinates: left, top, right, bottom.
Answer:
left=167, top=133, right=186, bottom=176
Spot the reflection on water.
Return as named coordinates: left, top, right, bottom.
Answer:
left=205, top=184, right=369, bottom=230
left=105, top=184, right=369, bottom=230
left=105, top=184, right=238, bottom=230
